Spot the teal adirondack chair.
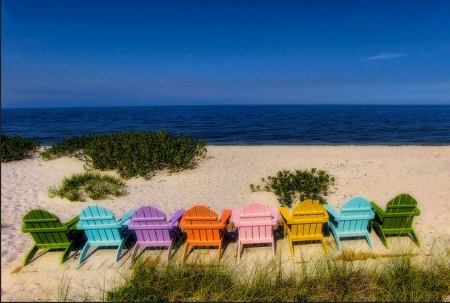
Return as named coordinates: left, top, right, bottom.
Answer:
left=77, top=205, right=134, bottom=264
left=21, top=208, right=84, bottom=266
left=325, top=197, right=375, bottom=253
left=370, top=193, right=421, bottom=248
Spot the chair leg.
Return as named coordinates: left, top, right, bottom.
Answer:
left=321, top=237, right=328, bottom=255
left=23, top=245, right=39, bottom=266
left=272, top=239, right=276, bottom=258
left=116, top=231, right=132, bottom=263
left=365, top=231, right=374, bottom=251
left=78, top=242, right=91, bottom=265
left=218, top=242, right=223, bottom=261
left=410, top=229, right=421, bottom=247
left=288, top=237, right=294, bottom=258
left=181, top=243, right=189, bottom=263
left=166, top=239, right=175, bottom=260
left=61, top=241, right=76, bottom=264
left=130, top=242, right=140, bottom=260
left=237, top=240, right=242, bottom=261
left=372, top=223, right=389, bottom=249
left=329, top=226, right=341, bottom=253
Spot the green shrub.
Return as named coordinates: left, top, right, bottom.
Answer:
left=1, top=134, right=41, bottom=162
left=251, top=168, right=335, bottom=207
left=48, top=171, right=127, bottom=202
left=40, top=130, right=207, bottom=179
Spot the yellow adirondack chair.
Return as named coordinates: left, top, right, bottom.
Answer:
left=279, top=199, right=329, bottom=257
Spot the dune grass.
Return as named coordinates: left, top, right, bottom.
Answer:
left=105, top=239, right=450, bottom=302
left=48, top=171, right=127, bottom=202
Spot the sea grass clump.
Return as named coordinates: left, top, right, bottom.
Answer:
left=48, top=171, right=127, bottom=202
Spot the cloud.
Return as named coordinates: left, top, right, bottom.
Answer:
left=366, top=53, right=406, bottom=60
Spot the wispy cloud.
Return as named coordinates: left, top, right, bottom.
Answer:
left=366, top=53, right=406, bottom=60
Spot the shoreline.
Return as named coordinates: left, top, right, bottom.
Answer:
left=2, top=145, right=449, bottom=301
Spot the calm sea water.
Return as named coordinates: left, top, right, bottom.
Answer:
left=1, top=105, right=450, bottom=146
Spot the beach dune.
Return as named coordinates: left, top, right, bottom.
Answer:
left=1, top=145, right=449, bottom=301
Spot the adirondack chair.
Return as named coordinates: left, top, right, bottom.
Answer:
left=370, top=193, right=421, bottom=248
left=279, top=199, right=329, bottom=257
left=179, top=205, right=232, bottom=263
left=325, top=197, right=375, bottom=253
left=127, top=206, right=185, bottom=261
left=76, top=205, right=134, bottom=264
left=231, top=202, right=279, bottom=261
left=21, top=208, right=85, bottom=266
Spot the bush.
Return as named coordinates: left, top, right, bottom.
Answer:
left=251, top=168, right=335, bottom=207
left=40, top=130, right=207, bottom=179
left=1, top=134, right=41, bottom=162
left=48, top=171, right=127, bottom=202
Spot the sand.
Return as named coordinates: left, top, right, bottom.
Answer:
left=1, top=145, right=450, bottom=301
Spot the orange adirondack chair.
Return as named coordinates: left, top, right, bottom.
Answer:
left=279, top=199, right=329, bottom=257
left=179, top=205, right=231, bottom=263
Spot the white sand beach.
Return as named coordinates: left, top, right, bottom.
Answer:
left=1, top=145, right=450, bottom=301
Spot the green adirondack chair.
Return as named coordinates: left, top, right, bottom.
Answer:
left=370, top=193, right=421, bottom=249
left=21, top=208, right=85, bottom=266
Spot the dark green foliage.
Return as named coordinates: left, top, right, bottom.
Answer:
left=1, top=134, right=41, bottom=162
left=252, top=168, right=335, bottom=207
left=48, top=171, right=127, bottom=202
left=40, top=130, right=207, bottom=179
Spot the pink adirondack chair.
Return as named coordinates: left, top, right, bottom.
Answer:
left=231, top=202, right=279, bottom=261
left=127, top=206, right=185, bottom=261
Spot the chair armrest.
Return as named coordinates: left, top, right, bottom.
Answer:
left=117, top=209, right=135, bottom=225
left=22, top=226, right=72, bottom=233
left=279, top=207, right=292, bottom=222
left=370, top=202, right=386, bottom=218
left=219, top=209, right=232, bottom=224
left=324, top=204, right=340, bottom=220
left=64, top=216, right=80, bottom=230
left=270, top=208, right=279, bottom=223
left=372, top=210, right=420, bottom=218
left=231, top=209, right=240, bottom=225
left=168, top=209, right=185, bottom=225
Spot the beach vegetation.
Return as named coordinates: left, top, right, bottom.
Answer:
left=251, top=168, right=335, bottom=207
left=48, top=171, right=127, bottom=202
left=106, top=243, right=450, bottom=302
left=40, top=130, right=207, bottom=179
left=1, top=133, right=41, bottom=162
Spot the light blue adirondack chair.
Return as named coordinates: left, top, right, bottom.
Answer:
left=77, top=205, right=134, bottom=264
left=325, top=197, right=375, bottom=253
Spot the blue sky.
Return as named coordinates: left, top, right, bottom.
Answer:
left=2, top=0, right=450, bottom=108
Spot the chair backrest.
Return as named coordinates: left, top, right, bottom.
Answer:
left=335, top=197, right=374, bottom=232
left=129, top=206, right=172, bottom=243
left=383, top=193, right=419, bottom=229
left=22, top=208, right=69, bottom=244
left=180, top=205, right=222, bottom=242
left=235, top=202, right=276, bottom=240
left=78, top=205, right=122, bottom=242
left=290, top=199, right=328, bottom=237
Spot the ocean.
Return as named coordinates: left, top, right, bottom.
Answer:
left=1, top=105, right=449, bottom=146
